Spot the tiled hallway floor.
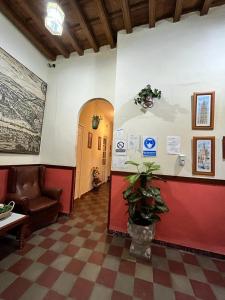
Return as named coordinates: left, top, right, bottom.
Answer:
left=0, top=183, right=225, bottom=300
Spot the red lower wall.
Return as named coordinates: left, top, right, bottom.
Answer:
left=0, top=169, right=8, bottom=203
left=45, top=166, right=75, bottom=214
left=0, top=165, right=75, bottom=214
left=110, top=174, right=225, bottom=255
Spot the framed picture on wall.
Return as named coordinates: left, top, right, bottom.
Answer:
left=192, top=92, right=215, bottom=130
left=88, top=132, right=93, bottom=149
left=98, top=137, right=102, bottom=150
left=192, top=136, right=215, bottom=176
left=223, top=137, right=225, bottom=159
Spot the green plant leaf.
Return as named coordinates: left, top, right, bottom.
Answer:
left=144, top=162, right=160, bottom=172
left=125, top=161, right=140, bottom=167
left=125, top=193, right=142, bottom=204
left=139, top=187, right=152, bottom=198
left=126, top=174, right=140, bottom=185
left=123, top=186, right=133, bottom=199
left=155, top=204, right=169, bottom=213
left=128, top=204, right=136, bottom=217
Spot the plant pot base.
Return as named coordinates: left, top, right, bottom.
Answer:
left=130, top=241, right=152, bottom=260
left=128, top=223, right=155, bottom=261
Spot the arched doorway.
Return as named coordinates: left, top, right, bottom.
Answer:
left=75, top=98, right=114, bottom=199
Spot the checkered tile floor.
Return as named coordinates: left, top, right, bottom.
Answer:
left=0, top=183, right=225, bottom=300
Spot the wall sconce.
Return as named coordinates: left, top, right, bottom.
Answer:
left=92, top=115, right=102, bottom=130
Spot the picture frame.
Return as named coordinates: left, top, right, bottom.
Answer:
left=0, top=47, right=47, bottom=154
left=98, top=137, right=102, bottom=150
left=192, top=136, right=215, bottom=176
left=192, top=92, right=215, bottom=130
left=88, top=132, right=93, bottom=149
left=223, top=137, right=225, bottom=159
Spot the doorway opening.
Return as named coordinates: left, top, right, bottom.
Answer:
left=75, top=98, right=114, bottom=201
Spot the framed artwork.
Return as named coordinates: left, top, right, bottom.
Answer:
left=0, top=47, right=47, bottom=154
left=192, top=92, right=215, bottom=130
left=88, top=132, right=93, bottom=149
left=98, top=137, right=102, bottom=150
left=192, top=136, right=215, bottom=176
left=223, top=137, right=225, bottom=159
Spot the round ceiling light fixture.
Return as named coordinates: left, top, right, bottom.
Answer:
left=45, top=2, right=65, bottom=36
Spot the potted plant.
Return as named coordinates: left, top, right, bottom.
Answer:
left=92, top=167, right=102, bottom=190
left=134, top=84, right=161, bottom=109
left=123, top=161, right=169, bottom=259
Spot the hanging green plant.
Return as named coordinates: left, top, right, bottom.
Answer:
left=134, top=84, right=161, bottom=109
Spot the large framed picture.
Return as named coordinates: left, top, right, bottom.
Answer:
left=0, top=47, right=47, bottom=154
left=192, top=136, right=215, bottom=176
left=192, top=92, right=215, bottom=130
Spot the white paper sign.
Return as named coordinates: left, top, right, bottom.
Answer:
left=128, top=134, right=140, bottom=151
left=115, top=129, right=124, bottom=139
left=115, top=139, right=127, bottom=156
left=142, top=136, right=157, bottom=157
left=167, top=136, right=181, bottom=155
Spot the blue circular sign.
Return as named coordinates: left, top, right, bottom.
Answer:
left=144, top=138, right=155, bottom=149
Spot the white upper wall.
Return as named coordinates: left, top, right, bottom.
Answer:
left=113, top=6, right=225, bottom=179
left=40, top=47, right=116, bottom=166
left=0, top=13, right=48, bottom=165
left=1, top=6, right=225, bottom=178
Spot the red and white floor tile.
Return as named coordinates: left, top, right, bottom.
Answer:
left=0, top=184, right=224, bottom=299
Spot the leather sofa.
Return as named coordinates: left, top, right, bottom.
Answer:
left=6, top=166, right=62, bottom=237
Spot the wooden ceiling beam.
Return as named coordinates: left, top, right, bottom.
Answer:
left=149, top=0, right=156, bottom=28
left=0, top=1, right=56, bottom=61
left=200, top=0, right=213, bottom=16
left=69, top=0, right=99, bottom=52
left=17, top=0, right=69, bottom=58
left=63, top=23, right=84, bottom=55
left=95, top=0, right=115, bottom=48
left=120, top=0, right=132, bottom=34
left=174, top=0, right=183, bottom=22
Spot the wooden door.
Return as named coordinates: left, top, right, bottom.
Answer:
left=75, top=124, right=84, bottom=199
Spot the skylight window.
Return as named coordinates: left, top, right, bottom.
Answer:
left=45, top=2, right=65, bottom=36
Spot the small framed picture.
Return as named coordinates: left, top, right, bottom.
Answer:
left=98, top=137, right=102, bottom=150
left=192, top=136, right=215, bottom=176
left=88, top=132, right=93, bottom=149
left=192, top=92, right=215, bottom=130
left=222, top=137, right=225, bottom=159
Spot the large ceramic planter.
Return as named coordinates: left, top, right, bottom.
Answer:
left=128, top=223, right=155, bottom=260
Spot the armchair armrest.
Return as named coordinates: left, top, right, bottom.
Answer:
left=42, top=188, right=62, bottom=201
left=5, top=193, right=29, bottom=214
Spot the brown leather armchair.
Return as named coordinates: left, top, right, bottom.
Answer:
left=6, top=166, right=62, bottom=237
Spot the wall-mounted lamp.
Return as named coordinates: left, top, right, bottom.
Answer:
left=92, top=115, right=102, bottom=130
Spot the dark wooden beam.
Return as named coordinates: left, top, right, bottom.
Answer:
left=149, top=0, right=156, bottom=28
left=63, top=23, right=84, bottom=55
left=17, top=0, right=69, bottom=58
left=174, top=0, right=183, bottom=22
left=95, top=0, right=115, bottom=48
left=120, top=0, right=132, bottom=34
left=200, top=0, right=213, bottom=15
left=0, top=1, right=56, bottom=60
left=69, top=0, right=99, bottom=52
